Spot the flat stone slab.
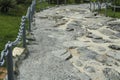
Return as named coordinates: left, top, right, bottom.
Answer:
left=77, top=47, right=98, bottom=60
left=107, top=51, right=120, bottom=61
left=52, top=49, right=72, bottom=60
left=103, top=68, right=120, bottom=80
left=99, top=28, right=115, bottom=36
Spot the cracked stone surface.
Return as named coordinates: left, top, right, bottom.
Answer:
left=17, top=4, right=120, bottom=80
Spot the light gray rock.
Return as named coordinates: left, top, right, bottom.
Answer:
left=62, top=51, right=72, bottom=60
left=109, top=35, right=119, bottom=39
left=79, top=73, right=91, bottom=80
left=104, top=57, right=119, bottom=66
left=52, top=49, right=72, bottom=60
left=66, top=27, right=74, bottom=31
left=114, top=33, right=120, bottom=38
left=84, top=66, right=95, bottom=73
left=75, top=60, right=83, bottom=67
left=66, top=21, right=82, bottom=32
left=95, top=55, right=107, bottom=63
left=97, top=46, right=106, bottom=52
left=52, top=49, right=67, bottom=56
left=26, top=35, right=36, bottom=41
left=54, top=19, right=68, bottom=27
left=77, top=47, right=98, bottom=60
left=63, top=41, right=88, bottom=48
left=87, top=24, right=101, bottom=30
left=107, top=51, right=120, bottom=61
left=86, top=33, right=102, bottom=39
left=67, top=21, right=79, bottom=27
left=108, top=24, right=120, bottom=32
left=103, top=68, right=120, bottom=80
left=99, top=29, right=115, bottom=36
left=92, top=38, right=111, bottom=43
left=38, top=16, right=48, bottom=19
left=44, top=28, right=57, bottom=31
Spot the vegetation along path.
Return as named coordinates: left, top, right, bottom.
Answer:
left=18, top=4, right=120, bottom=80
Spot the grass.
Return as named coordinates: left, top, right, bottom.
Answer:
left=36, top=1, right=55, bottom=12
left=99, top=8, right=120, bottom=18
left=35, top=0, right=85, bottom=12
left=0, top=4, right=30, bottom=52
left=0, top=13, right=21, bottom=51
left=0, top=1, right=55, bottom=52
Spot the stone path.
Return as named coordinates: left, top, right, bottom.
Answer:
left=18, top=4, right=120, bottom=80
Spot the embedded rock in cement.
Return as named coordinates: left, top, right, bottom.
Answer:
left=66, top=21, right=82, bottom=31
left=74, top=20, right=82, bottom=26
left=108, top=45, right=120, bottom=50
left=76, top=28, right=86, bottom=37
left=62, top=51, right=72, bottom=60
left=86, top=33, right=102, bottom=39
left=95, top=55, right=107, bottom=63
left=84, top=66, right=95, bottom=73
left=47, top=15, right=64, bottom=21
left=79, top=73, right=91, bottom=80
left=109, top=35, right=119, bottom=39
left=67, top=21, right=79, bottom=27
left=97, top=46, right=106, bottom=52
left=54, top=19, right=68, bottom=27
left=45, top=28, right=60, bottom=32
left=87, top=24, right=101, bottom=30
left=63, top=41, right=88, bottom=48
left=38, top=15, right=48, bottom=19
left=74, top=60, right=83, bottom=67
left=107, top=19, right=120, bottom=26
left=66, top=27, right=74, bottom=31
left=106, top=51, right=120, bottom=61
left=108, top=24, right=120, bottom=32
left=99, top=29, right=115, bottom=36
left=66, top=21, right=81, bottom=32
left=77, top=47, right=98, bottom=60
left=96, top=54, right=119, bottom=67
left=92, top=38, right=111, bottom=43
left=52, top=49, right=72, bottom=60
left=52, top=49, right=67, bottom=56
left=26, top=35, right=36, bottom=41
left=114, top=33, right=120, bottom=38
left=103, top=68, right=120, bottom=80
left=104, top=57, right=119, bottom=66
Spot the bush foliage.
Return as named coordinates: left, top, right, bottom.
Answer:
left=0, top=0, right=16, bottom=12
left=0, top=0, right=32, bottom=13
left=114, top=0, right=120, bottom=5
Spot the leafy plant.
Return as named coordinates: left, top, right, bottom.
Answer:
left=0, top=0, right=16, bottom=12
left=114, top=0, right=120, bottom=5
left=16, top=0, right=32, bottom=4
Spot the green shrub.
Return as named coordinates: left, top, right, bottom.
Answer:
left=0, top=0, right=16, bottom=12
left=16, top=0, right=32, bottom=4
left=67, top=0, right=75, bottom=4
left=114, top=0, right=120, bottom=5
